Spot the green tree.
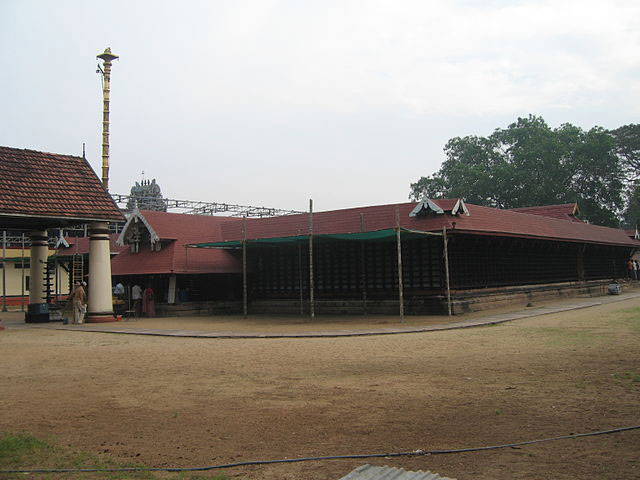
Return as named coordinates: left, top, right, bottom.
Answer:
left=610, top=123, right=640, bottom=228
left=611, top=123, right=640, bottom=180
left=623, top=182, right=640, bottom=228
left=410, top=115, right=624, bottom=227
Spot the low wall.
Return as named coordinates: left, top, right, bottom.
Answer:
left=156, top=301, right=241, bottom=317
left=151, top=280, right=622, bottom=317
left=446, top=280, right=612, bottom=315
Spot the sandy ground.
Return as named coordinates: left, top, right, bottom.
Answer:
left=0, top=297, right=639, bottom=480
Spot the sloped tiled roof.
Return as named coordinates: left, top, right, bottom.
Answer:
left=510, top=203, right=581, bottom=222
left=218, top=200, right=639, bottom=248
left=112, top=210, right=241, bottom=275
left=0, top=146, right=124, bottom=228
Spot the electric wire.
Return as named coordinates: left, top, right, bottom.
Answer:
left=0, top=425, right=638, bottom=474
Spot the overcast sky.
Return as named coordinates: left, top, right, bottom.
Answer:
left=1, top=0, right=639, bottom=212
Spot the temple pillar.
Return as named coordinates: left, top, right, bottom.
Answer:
left=86, top=222, right=116, bottom=322
left=25, top=230, right=49, bottom=323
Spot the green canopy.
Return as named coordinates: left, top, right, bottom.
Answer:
left=188, top=228, right=442, bottom=249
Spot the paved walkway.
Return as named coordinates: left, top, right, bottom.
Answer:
left=4, top=292, right=640, bottom=339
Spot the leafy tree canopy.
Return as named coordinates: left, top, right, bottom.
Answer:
left=611, top=124, right=640, bottom=228
left=623, top=181, right=640, bottom=229
left=410, top=115, right=625, bottom=227
left=611, top=123, right=640, bottom=181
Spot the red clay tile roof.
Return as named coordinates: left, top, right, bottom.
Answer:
left=510, top=203, right=581, bottom=222
left=0, top=146, right=124, bottom=226
left=430, top=198, right=460, bottom=211
left=218, top=200, right=639, bottom=248
left=112, top=210, right=241, bottom=275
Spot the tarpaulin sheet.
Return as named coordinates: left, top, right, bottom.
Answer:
left=189, top=228, right=442, bottom=249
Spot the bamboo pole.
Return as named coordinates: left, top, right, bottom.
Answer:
left=242, top=216, right=247, bottom=318
left=298, top=243, right=303, bottom=315
left=396, top=209, right=404, bottom=322
left=360, top=213, right=367, bottom=315
left=2, top=231, right=6, bottom=312
left=55, top=229, right=60, bottom=304
left=20, top=233, right=25, bottom=312
left=443, top=226, right=452, bottom=316
left=55, top=248, right=59, bottom=304
left=309, top=199, right=315, bottom=319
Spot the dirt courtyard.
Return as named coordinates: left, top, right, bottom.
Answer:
left=1, top=297, right=639, bottom=479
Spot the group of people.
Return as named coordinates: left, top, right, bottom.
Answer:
left=129, top=283, right=155, bottom=317
left=67, top=281, right=157, bottom=324
left=627, top=259, right=640, bottom=280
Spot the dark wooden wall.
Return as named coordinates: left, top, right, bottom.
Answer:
left=249, top=236, right=444, bottom=299
left=243, top=234, right=632, bottom=300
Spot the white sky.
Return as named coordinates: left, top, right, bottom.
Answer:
left=1, top=0, right=639, bottom=212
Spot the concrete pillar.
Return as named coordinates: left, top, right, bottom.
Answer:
left=25, top=230, right=49, bottom=323
left=167, top=274, right=176, bottom=304
left=86, top=222, right=116, bottom=322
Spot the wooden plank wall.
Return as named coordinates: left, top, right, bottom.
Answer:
left=246, top=234, right=632, bottom=300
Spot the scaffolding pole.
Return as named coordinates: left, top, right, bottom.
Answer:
left=308, top=199, right=315, bottom=319
left=55, top=249, right=59, bottom=303
left=443, top=226, right=452, bottom=316
left=396, top=209, right=404, bottom=322
left=110, top=193, right=303, bottom=218
left=242, top=217, right=247, bottom=318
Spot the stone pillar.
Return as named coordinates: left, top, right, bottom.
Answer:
left=86, top=222, right=116, bottom=322
left=25, top=230, right=49, bottom=323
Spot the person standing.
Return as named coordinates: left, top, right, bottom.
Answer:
left=142, top=286, right=155, bottom=317
left=132, top=284, right=142, bottom=317
left=80, top=282, right=88, bottom=323
left=113, top=282, right=125, bottom=315
left=69, top=281, right=86, bottom=325
left=113, top=282, right=124, bottom=297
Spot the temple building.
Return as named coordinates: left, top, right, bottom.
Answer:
left=112, top=209, right=241, bottom=315
left=189, top=199, right=639, bottom=315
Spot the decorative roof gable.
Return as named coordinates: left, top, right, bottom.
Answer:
left=410, top=198, right=469, bottom=217
left=117, top=209, right=162, bottom=247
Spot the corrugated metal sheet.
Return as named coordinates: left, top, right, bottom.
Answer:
left=338, top=463, right=455, bottom=480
